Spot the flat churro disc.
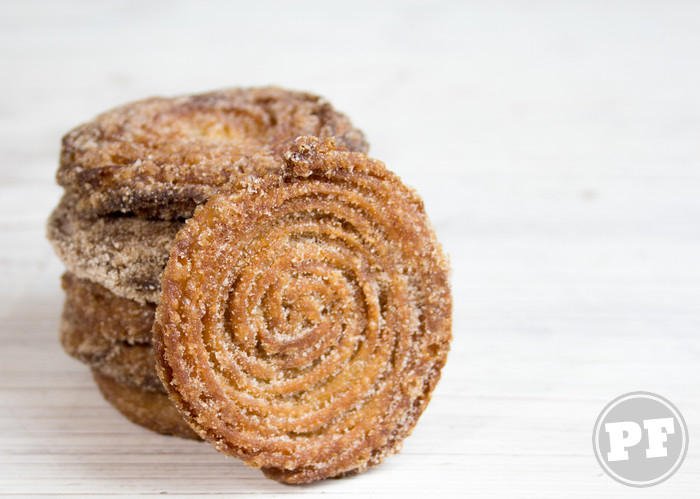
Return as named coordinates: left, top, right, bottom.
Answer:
left=93, top=370, right=199, bottom=440
left=59, top=273, right=162, bottom=391
left=154, top=137, right=452, bottom=483
left=58, top=87, right=368, bottom=219
left=48, top=200, right=180, bottom=304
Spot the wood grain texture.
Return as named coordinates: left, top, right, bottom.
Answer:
left=1, top=1, right=698, bottom=497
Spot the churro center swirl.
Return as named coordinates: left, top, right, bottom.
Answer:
left=155, top=137, right=451, bottom=483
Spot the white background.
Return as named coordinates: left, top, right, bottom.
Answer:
left=1, top=1, right=699, bottom=497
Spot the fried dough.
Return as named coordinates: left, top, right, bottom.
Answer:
left=93, top=370, right=199, bottom=440
left=154, top=137, right=452, bottom=483
left=58, top=87, right=368, bottom=219
left=48, top=201, right=179, bottom=303
left=59, top=273, right=161, bottom=391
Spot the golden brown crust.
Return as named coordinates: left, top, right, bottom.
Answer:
left=58, top=87, right=368, bottom=219
left=59, top=273, right=162, bottom=392
left=48, top=198, right=180, bottom=303
left=154, top=137, right=452, bottom=484
left=93, top=370, right=199, bottom=440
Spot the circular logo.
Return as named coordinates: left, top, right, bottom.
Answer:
left=593, top=392, right=688, bottom=487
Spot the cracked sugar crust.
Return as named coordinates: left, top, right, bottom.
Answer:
left=57, top=87, right=368, bottom=219
left=60, top=273, right=162, bottom=392
left=154, top=137, right=452, bottom=484
left=47, top=196, right=180, bottom=304
left=93, top=370, right=199, bottom=440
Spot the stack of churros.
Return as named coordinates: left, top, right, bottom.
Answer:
left=47, top=87, right=452, bottom=483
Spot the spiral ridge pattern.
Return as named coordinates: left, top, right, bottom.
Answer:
left=154, top=137, right=451, bottom=483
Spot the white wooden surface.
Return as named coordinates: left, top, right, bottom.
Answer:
left=1, top=1, right=699, bottom=497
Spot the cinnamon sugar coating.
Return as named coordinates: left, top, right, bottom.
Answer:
left=59, top=273, right=162, bottom=392
left=93, top=370, right=199, bottom=440
left=58, top=87, right=368, bottom=219
left=48, top=199, right=180, bottom=303
left=62, top=274, right=195, bottom=439
left=154, top=137, right=452, bottom=484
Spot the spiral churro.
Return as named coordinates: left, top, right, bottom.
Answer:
left=58, top=87, right=367, bottom=219
left=154, top=137, right=451, bottom=483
